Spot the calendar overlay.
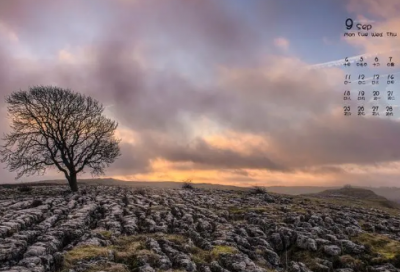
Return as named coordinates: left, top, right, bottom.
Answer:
left=342, top=19, right=399, bottom=117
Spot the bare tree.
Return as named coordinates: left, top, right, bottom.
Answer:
left=0, top=86, right=121, bottom=192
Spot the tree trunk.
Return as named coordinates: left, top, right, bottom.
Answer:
left=67, top=172, right=78, bottom=192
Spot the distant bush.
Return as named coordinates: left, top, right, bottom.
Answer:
left=182, top=179, right=194, bottom=190
left=249, top=186, right=268, bottom=195
left=343, top=184, right=353, bottom=188
left=134, top=188, right=147, bottom=196
left=18, top=185, right=32, bottom=192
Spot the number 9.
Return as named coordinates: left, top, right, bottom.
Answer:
left=345, top=18, right=353, bottom=30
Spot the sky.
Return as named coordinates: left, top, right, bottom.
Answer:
left=1, top=0, right=400, bottom=187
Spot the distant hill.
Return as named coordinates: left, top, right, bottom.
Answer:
left=365, top=187, right=400, bottom=204
left=1, top=178, right=399, bottom=204
left=263, top=186, right=337, bottom=195
left=304, top=186, right=400, bottom=210
left=308, top=186, right=386, bottom=199
left=0, top=178, right=246, bottom=191
left=265, top=186, right=400, bottom=204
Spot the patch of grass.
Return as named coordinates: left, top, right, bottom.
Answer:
left=249, top=207, right=271, bottom=213
left=94, top=230, right=113, bottom=239
left=284, top=204, right=307, bottom=214
left=337, top=255, right=364, bottom=270
left=228, top=206, right=270, bottom=214
left=113, top=233, right=187, bottom=263
left=281, top=246, right=368, bottom=272
left=150, top=205, right=169, bottom=212
left=63, top=245, right=112, bottom=269
left=189, top=245, right=238, bottom=265
left=286, top=249, right=318, bottom=268
left=232, top=220, right=247, bottom=224
left=164, top=234, right=187, bottom=245
left=114, top=237, right=145, bottom=255
left=62, top=234, right=236, bottom=271
left=190, top=246, right=212, bottom=264
left=352, top=232, right=400, bottom=261
left=228, top=207, right=245, bottom=214
left=307, top=196, right=399, bottom=216
left=115, top=233, right=186, bottom=246
left=85, top=263, right=129, bottom=272
left=284, top=247, right=338, bottom=271
left=112, top=235, right=160, bottom=270
left=210, top=245, right=238, bottom=259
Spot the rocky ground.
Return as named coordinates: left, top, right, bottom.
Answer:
left=0, top=185, right=400, bottom=272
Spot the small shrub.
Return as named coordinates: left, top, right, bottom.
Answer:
left=182, top=179, right=194, bottom=190
left=133, top=188, right=147, bottom=196
left=85, top=263, right=128, bottom=272
left=249, top=186, right=268, bottom=195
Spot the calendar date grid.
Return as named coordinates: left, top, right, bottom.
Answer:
left=342, top=55, right=398, bottom=117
